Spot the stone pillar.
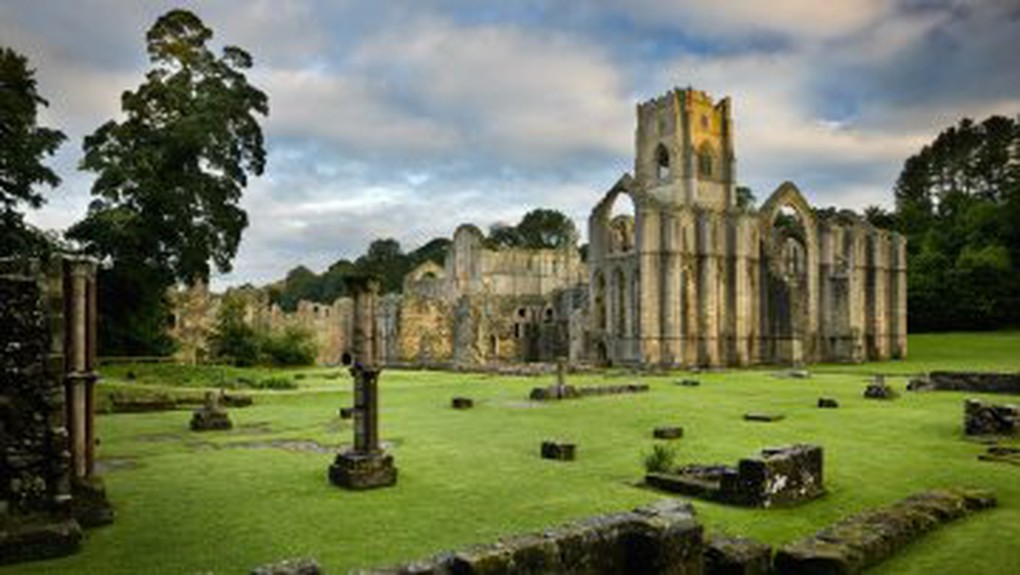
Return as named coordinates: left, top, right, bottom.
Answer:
left=893, top=235, right=908, bottom=358
left=700, top=214, right=721, bottom=366
left=848, top=228, right=868, bottom=362
left=873, top=232, right=891, bottom=360
left=661, top=211, right=681, bottom=365
left=733, top=217, right=754, bottom=365
left=637, top=204, right=662, bottom=363
left=330, top=276, right=396, bottom=490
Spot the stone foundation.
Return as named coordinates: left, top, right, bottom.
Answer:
left=964, top=399, right=1018, bottom=436
left=743, top=413, right=785, bottom=422
left=646, top=445, right=824, bottom=508
left=654, top=426, right=684, bottom=440
left=360, top=500, right=703, bottom=574
left=704, top=534, right=771, bottom=575
left=530, top=383, right=649, bottom=401
left=864, top=377, right=898, bottom=400
left=817, top=398, right=839, bottom=409
left=451, top=397, right=474, bottom=409
left=328, top=451, right=397, bottom=490
left=541, top=441, right=576, bottom=461
left=910, top=371, right=1020, bottom=394
left=250, top=557, right=322, bottom=575
left=773, top=489, right=996, bottom=574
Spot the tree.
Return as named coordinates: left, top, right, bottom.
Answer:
left=209, top=292, right=260, bottom=366
left=890, top=114, right=1020, bottom=331
left=68, top=9, right=268, bottom=355
left=735, top=186, right=755, bottom=210
left=516, top=208, right=577, bottom=249
left=0, top=47, right=66, bottom=256
left=355, top=238, right=407, bottom=293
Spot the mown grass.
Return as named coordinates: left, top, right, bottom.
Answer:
left=7, top=333, right=1020, bottom=574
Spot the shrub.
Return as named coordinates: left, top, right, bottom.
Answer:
left=252, top=376, right=297, bottom=390
left=643, top=444, right=677, bottom=474
left=260, top=326, right=317, bottom=367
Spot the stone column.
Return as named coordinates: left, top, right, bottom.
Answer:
left=733, top=217, right=754, bottom=365
left=66, top=259, right=91, bottom=480
left=848, top=228, right=868, bottom=361
left=893, top=235, right=908, bottom=358
left=637, top=204, right=662, bottom=363
left=661, top=211, right=681, bottom=365
left=330, top=275, right=396, bottom=490
left=700, top=214, right=720, bottom=366
left=873, top=232, right=891, bottom=360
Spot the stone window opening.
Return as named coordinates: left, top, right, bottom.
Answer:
left=544, top=308, right=554, bottom=323
left=698, top=147, right=714, bottom=178
left=517, top=308, right=527, bottom=319
left=656, top=144, right=670, bottom=181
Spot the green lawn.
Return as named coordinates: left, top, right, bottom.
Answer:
left=7, top=333, right=1020, bottom=574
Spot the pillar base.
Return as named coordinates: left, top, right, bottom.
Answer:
left=0, top=516, right=82, bottom=565
left=328, top=450, right=397, bottom=490
left=71, top=477, right=114, bottom=528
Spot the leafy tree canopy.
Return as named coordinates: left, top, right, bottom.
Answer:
left=0, top=46, right=66, bottom=256
left=69, top=8, right=268, bottom=284
left=486, top=208, right=578, bottom=250
left=890, top=114, right=1020, bottom=331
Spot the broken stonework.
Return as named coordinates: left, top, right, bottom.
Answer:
left=646, top=444, right=824, bottom=508
left=978, top=446, right=1020, bottom=465
left=250, top=557, right=321, bottom=575
left=964, top=399, right=1018, bottom=436
left=654, top=426, right=684, bottom=440
left=743, top=413, right=785, bottom=422
left=909, top=371, right=1020, bottom=394
left=339, top=407, right=354, bottom=419
left=190, top=391, right=233, bottom=431
left=359, top=500, right=703, bottom=575
left=541, top=441, right=576, bottom=461
left=774, top=489, right=996, bottom=574
left=863, top=376, right=898, bottom=400
left=451, top=397, right=474, bottom=409
left=817, top=398, right=839, bottom=409
left=704, top=534, right=772, bottom=575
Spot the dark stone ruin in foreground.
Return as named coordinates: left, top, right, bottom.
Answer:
left=646, top=444, right=824, bottom=508
left=909, top=371, right=1020, bottom=394
left=704, top=534, right=772, bottom=575
left=817, top=397, right=839, bottom=409
left=451, top=397, right=474, bottom=409
left=190, top=391, right=233, bottom=431
left=774, top=489, right=996, bottom=574
left=964, top=398, right=1018, bottom=436
left=654, top=426, right=684, bottom=440
left=743, top=412, right=785, bottom=422
left=1, top=257, right=113, bottom=565
left=328, top=277, right=397, bottom=490
left=978, top=446, right=1020, bottom=465
left=863, top=375, right=898, bottom=400
left=359, top=500, right=703, bottom=575
left=540, top=440, right=576, bottom=461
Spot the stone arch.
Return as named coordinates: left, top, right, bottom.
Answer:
left=758, top=182, right=820, bottom=364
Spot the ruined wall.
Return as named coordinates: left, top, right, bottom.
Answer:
left=588, top=87, right=906, bottom=368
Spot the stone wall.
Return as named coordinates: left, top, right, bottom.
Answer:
left=774, top=489, right=996, bottom=574
left=360, top=500, right=703, bottom=574
left=964, top=399, right=1018, bottom=435
left=912, top=371, right=1020, bottom=394
left=1, top=256, right=110, bottom=565
left=647, top=444, right=824, bottom=508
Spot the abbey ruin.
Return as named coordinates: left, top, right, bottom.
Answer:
left=171, top=87, right=907, bottom=368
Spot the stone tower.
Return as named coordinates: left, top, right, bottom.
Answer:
left=634, top=87, right=736, bottom=211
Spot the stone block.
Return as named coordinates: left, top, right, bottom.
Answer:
left=647, top=445, right=824, bottom=508
left=541, top=441, right=576, bottom=461
left=678, top=379, right=701, bottom=387
left=863, top=381, right=898, bottom=400
left=964, top=399, right=1018, bottom=436
left=339, top=407, right=354, bottom=419
left=0, top=518, right=82, bottom=565
left=920, top=371, right=1020, bottom=394
left=190, top=408, right=232, bottom=431
left=704, top=534, right=771, bottom=575
left=817, top=398, right=839, bottom=409
left=743, top=413, right=785, bottom=422
left=328, top=451, right=397, bottom=490
left=250, top=557, right=321, bottom=575
left=654, top=426, right=684, bottom=440
left=978, top=446, right=1020, bottom=465
left=451, top=397, right=474, bottom=409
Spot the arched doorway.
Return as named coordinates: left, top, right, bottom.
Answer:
left=765, top=204, right=809, bottom=364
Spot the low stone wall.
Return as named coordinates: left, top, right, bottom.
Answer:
left=360, top=500, right=704, bottom=574
left=773, top=489, right=996, bottom=574
left=647, top=445, right=824, bottom=508
left=910, top=371, right=1020, bottom=394
left=530, top=383, right=649, bottom=401
left=964, top=399, right=1018, bottom=435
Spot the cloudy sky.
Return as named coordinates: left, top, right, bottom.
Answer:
left=4, top=0, right=1018, bottom=288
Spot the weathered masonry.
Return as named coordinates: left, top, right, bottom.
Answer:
left=588, top=87, right=907, bottom=367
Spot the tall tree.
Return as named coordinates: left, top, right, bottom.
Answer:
left=486, top=208, right=578, bottom=250
left=68, top=9, right=268, bottom=355
left=891, top=114, right=1020, bottom=331
left=0, top=47, right=66, bottom=256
